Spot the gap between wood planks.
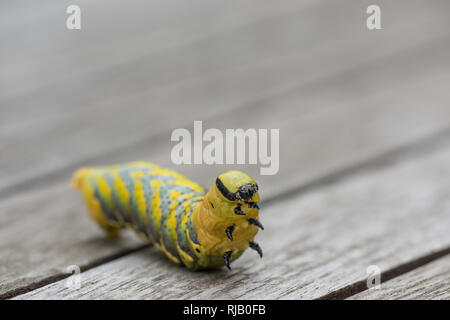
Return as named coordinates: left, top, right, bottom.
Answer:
left=317, top=246, right=450, bottom=300
left=0, top=245, right=149, bottom=300
left=3, top=124, right=450, bottom=300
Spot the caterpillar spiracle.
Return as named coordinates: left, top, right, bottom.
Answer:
left=71, top=162, right=263, bottom=270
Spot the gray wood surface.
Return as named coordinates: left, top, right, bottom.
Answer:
left=2, top=34, right=450, bottom=298
left=2, top=0, right=449, bottom=192
left=349, top=256, right=450, bottom=300
left=1, top=0, right=450, bottom=299
left=15, top=137, right=450, bottom=299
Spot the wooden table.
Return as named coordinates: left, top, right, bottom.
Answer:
left=1, top=0, right=450, bottom=299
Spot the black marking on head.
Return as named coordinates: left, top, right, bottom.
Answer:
left=224, top=250, right=233, bottom=270
left=234, top=206, right=246, bottom=216
left=248, top=218, right=264, bottom=230
left=195, top=248, right=201, bottom=253
left=249, top=241, right=263, bottom=258
left=225, top=225, right=235, bottom=241
left=210, top=201, right=215, bottom=208
left=216, top=178, right=237, bottom=201
left=248, top=202, right=260, bottom=210
left=236, top=183, right=258, bottom=201
left=216, top=178, right=258, bottom=202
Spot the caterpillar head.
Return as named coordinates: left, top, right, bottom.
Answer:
left=206, top=170, right=263, bottom=269
left=208, top=170, right=260, bottom=215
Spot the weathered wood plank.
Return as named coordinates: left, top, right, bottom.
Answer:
left=349, top=256, right=450, bottom=299
left=1, top=0, right=449, bottom=191
left=0, top=0, right=304, bottom=100
left=2, top=41, right=450, bottom=297
left=14, top=133, right=450, bottom=299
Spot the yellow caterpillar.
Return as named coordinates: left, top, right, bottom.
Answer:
left=72, top=162, right=263, bottom=270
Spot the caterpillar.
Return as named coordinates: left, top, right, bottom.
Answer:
left=71, top=162, right=263, bottom=270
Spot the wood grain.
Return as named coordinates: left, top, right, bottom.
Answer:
left=0, top=0, right=304, bottom=101
left=0, top=182, right=145, bottom=297
left=2, top=0, right=450, bottom=299
left=1, top=0, right=449, bottom=191
left=14, top=135, right=450, bottom=299
left=349, top=256, right=450, bottom=299
left=2, top=41, right=450, bottom=297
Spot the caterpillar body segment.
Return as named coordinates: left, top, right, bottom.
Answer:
left=72, top=162, right=262, bottom=270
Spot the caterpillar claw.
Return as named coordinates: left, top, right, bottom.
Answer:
left=234, top=206, right=246, bottom=215
left=225, top=225, right=235, bottom=241
left=248, top=218, right=264, bottom=230
left=224, top=250, right=233, bottom=270
left=249, top=241, right=263, bottom=258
